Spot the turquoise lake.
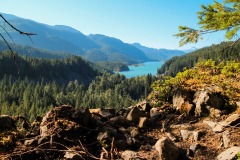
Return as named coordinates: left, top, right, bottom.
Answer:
left=118, top=61, right=164, bottom=78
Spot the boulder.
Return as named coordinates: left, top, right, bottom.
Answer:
left=121, top=150, right=139, bottom=160
left=217, top=146, right=240, bottom=160
left=97, top=126, right=117, bottom=144
left=136, top=100, right=151, bottom=113
left=203, top=120, right=224, bottom=132
left=126, top=107, right=142, bottom=123
left=0, top=115, right=15, bottom=131
left=219, top=114, right=240, bottom=126
left=150, top=107, right=161, bottom=118
left=110, top=115, right=128, bottom=127
left=138, top=117, right=148, bottom=128
left=72, top=107, right=92, bottom=127
left=193, top=89, right=225, bottom=116
left=154, top=137, right=179, bottom=160
left=172, top=89, right=194, bottom=114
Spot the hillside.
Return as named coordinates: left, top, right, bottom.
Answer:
left=0, top=13, right=187, bottom=65
left=158, top=41, right=240, bottom=76
left=0, top=41, right=70, bottom=59
left=132, top=43, right=186, bottom=61
left=0, top=60, right=240, bottom=159
left=0, top=52, right=99, bottom=85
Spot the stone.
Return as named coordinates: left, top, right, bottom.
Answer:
left=136, top=100, right=151, bottom=113
left=193, top=89, right=225, bottom=116
left=97, top=126, right=117, bottom=143
left=72, top=107, right=92, bottom=127
left=126, top=107, right=142, bottom=123
left=64, top=151, right=83, bottom=160
left=121, top=150, right=138, bottom=160
left=138, top=117, right=148, bottom=128
left=130, top=127, right=139, bottom=138
left=0, top=115, right=15, bottom=131
left=180, top=130, right=192, bottom=141
left=110, top=116, right=128, bottom=127
left=24, top=138, right=38, bottom=146
left=217, top=146, right=240, bottom=160
left=203, top=120, right=224, bottom=132
left=190, top=143, right=201, bottom=152
left=172, top=89, right=194, bottom=114
left=154, top=137, right=179, bottom=160
left=220, top=114, right=240, bottom=126
left=222, top=130, right=230, bottom=148
left=150, top=107, right=161, bottom=118
left=98, top=108, right=115, bottom=119
left=166, top=132, right=178, bottom=142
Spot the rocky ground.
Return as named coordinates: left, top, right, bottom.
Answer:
left=0, top=88, right=240, bottom=160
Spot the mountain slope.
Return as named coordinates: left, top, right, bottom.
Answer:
left=132, top=43, right=186, bottom=61
left=0, top=13, right=99, bottom=54
left=87, top=34, right=151, bottom=63
left=0, top=40, right=70, bottom=59
left=158, top=41, right=240, bottom=76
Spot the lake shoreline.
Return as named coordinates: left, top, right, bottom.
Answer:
left=116, top=61, right=164, bottom=78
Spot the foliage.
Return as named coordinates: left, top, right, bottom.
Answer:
left=0, top=51, right=100, bottom=86
left=96, top=61, right=129, bottom=72
left=0, top=52, right=156, bottom=121
left=175, top=0, right=240, bottom=46
left=158, top=41, right=240, bottom=76
left=152, top=60, right=240, bottom=104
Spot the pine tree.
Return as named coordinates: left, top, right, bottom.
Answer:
left=175, top=0, right=240, bottom=46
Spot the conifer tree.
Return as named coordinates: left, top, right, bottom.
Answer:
left=175, top=0, right=240, bottom=46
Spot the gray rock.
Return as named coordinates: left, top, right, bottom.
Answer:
left=97, top=126, right=117, bottom=143
left=220, top=114, right=240, bottom=126
left=121, top=150, right=139, bottom=160
left=154, top=137, right=179, bottom=160
left=64, top=151, right=83, bottom=160
left=190, top=143, right=201, bottom=152
left=222, top=130, right=230, bottom=148
left=217, top=146, right=240, bottom=160
left=180, top=130, right=192, bottom=141
left=136, top=100, right=151, bottom=113
left=172, top=89, right=194, bottom=114
left=110, top=115, right=128, bottom=126
left=98, top=108, right=115, bottom=119
left=126, top=107, right=142, bottom=123
left=150, top=107, right=161, bottom=118
left=203, top=120, right=224, bottom=132
left=193, top=89, right=225, bottom=116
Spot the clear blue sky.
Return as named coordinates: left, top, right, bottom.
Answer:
left=0, top=0, right=227, bottom=50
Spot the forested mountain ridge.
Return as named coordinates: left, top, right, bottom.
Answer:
left=0, top=13, right=99, bottom=53
left=0, top=12, right=186, bottom=64
left=132, top=43, right=186, bottom=61
left=158, top=41, right=240, bottom=76
left=0, top=40, right=70, bottom=59
left=0, top=52, right=99, bottom=85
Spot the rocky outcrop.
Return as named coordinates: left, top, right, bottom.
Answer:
left=1, top=99, right=239, bottom=160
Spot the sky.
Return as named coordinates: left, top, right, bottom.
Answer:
left=0, top=0, right=228, bottom=50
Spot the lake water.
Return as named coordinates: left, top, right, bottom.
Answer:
left=117, top=61, right=164, bottom=78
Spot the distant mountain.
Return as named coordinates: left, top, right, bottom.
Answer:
left=132, top=43, right=186, bottom=61
left=0, top=12, right=186, bottom=64
left=0, top=40, right=70, bottom=59
left=87, top=34, right=151, bottom=64
left=0, top=13, right=99, bottom=54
